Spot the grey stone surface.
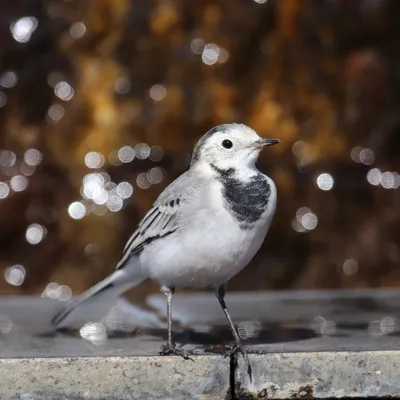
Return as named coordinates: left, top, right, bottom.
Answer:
left=0, top=356, right=229, bottom=400
left=2, top=289, right=400, bottom=398
left=235, top=351, right=400, bottom=398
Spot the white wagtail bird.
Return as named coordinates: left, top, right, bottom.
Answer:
left=52, top=123, right=279, bottom=364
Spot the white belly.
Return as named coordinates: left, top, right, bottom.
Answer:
left=139, top=206, right=271, bottom=288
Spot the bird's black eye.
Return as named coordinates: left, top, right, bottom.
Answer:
left=222, top=139, right=233, bottom=149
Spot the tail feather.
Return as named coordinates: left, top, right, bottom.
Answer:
left=52, top=268, right=144, bottom=329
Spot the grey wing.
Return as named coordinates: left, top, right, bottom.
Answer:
left=115, top=171, right=191, bottom=270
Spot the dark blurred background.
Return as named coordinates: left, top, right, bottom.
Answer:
left=0, top=0, right=399, bottom=305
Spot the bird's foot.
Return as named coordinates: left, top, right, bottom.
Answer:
left=228, top=342, right=253, bottom=382
left=205, top=342, right=253, bottom=381
left=159, top=342, right=196, bottom=361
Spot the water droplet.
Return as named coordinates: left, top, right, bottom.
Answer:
left=0, top=315, right=13, bottom=334
left=80, top=322, right=107, bottom=345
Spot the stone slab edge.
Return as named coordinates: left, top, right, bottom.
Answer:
left=2, top=351, right=400, bottom=399
left=235, top=351, right=400, bottom=399
left=0, top=355, right=229, bottom=400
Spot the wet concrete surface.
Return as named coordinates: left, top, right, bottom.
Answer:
left=1, top=289, right=400, bottom=398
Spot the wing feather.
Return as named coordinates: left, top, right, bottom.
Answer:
left=116, top=170, right=195, bottom=270
left=116, top=199, right=181, bottom=269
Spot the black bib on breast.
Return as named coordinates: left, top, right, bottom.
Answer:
left=211, top=164, right=271, bottom=229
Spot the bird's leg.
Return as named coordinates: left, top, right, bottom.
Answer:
left=215, top=284, right=252, bottom=379
left=159, top=286, right=194, bottom=360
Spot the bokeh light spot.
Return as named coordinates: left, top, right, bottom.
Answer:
left=4, top=265, right=26, bottom=286
left=118, top=146, right=135, bottom=163
left=25, top=223, right=46, bottom=245
left=359, top=148, right=375, bottom=165
left=54, top=81, right=74, bottom=101
left=70, top=22, right=86, bottom=39
left=0, top=182, right=10, bottom=199
left=149, top=84, right=167, bottom=101
left=10, top=17, right=38, bottom=43
left=150, top=145, right=164, bottom=162
left=10, top=175, right=28, bottom=192
left=47, top=104, right=65, bottom=123
left=68, top=201, right=86, bottom=219
left=135, top=143, right=151, bottom=160
left=316, top=173, right=334, bottom=191
left=350, top=146, right=363, bottom=163
left=0, top=71, right=18, bottom=88
left=0, top=92, right=7, bottom=107
left=115, top=77, right=131, bottom=94
left=202, top=43, right=220, bottom=65
left=117, top=182, right=133, bottom=199
left=147, top=167, right=164, bottom=184
left=381, top=171, right=396, bottom=189
left=366, top=168, right=381, bottom=186
left=0, top=150, right=16, bottom=167
left=343, top=259, right=358, bottom=276
left=85, top=152, right=105, bottom=169
left=107, top=195, right=123, bottom=212
left=190, top=38, right=205, bottom=54
left=302, top=212, right=318, bottom=230
left=136, top=173, right=151, bottom=189
left=24, top=149, right=42, bottom=166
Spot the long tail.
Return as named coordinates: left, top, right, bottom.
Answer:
left=52, top=267, right=145, bottom=330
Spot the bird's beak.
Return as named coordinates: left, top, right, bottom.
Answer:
left=253, top=138, right=280, bottom=148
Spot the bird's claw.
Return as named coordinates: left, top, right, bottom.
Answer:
left=159, top=343, right=196, bottom=361
left=204, top=342, right=253, bottom=381
left=224, top=342, right=248, bottom=359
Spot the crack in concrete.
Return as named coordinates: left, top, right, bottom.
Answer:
left=229, top=353, right=238, bottom=399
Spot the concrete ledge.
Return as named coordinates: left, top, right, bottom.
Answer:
left=1, top=355, right=229, bottom=400
left=3, top=351, right=400, bottom=399
left=236, top=351, right=400, bottom=399
left=2, top=289, right=400, bottom=399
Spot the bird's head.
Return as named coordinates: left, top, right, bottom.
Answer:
left=190, top=123, right=279, bottom=171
